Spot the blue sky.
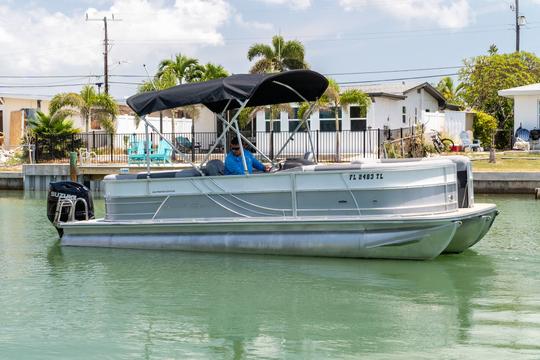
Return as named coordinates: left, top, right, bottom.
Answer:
left=0, top=0, right=539, bottom=100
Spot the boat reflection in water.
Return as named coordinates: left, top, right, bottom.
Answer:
left=47, top=245, right=495, bottom=358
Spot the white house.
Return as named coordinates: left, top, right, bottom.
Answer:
left=254, top=81, right=472, bottom=153
left=498, top=83, right=540, bottom=134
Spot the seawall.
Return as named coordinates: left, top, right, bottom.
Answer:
left=473, top=172, right=540, bottom=194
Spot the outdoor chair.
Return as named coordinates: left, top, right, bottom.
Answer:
left=127, top=136, right=139, bottom=156
left=78, top=147, right=97, bottom=165
left=459, top=131, right=482, bottom=152
left=150, top=139, right=172, bottom=165
left=176, top=136, right=201, bottom=153
left=128, top=140, right=150, bottom=165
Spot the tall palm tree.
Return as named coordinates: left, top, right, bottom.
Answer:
left=158, top=53, right=201, bottom=85
left=49, top=85, right=118, bottom=136
left=247, top=35, right=308, bottom=74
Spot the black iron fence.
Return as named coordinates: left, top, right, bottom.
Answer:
left=31, top=127, right=418, bottom=164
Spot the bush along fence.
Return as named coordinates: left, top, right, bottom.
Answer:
left=31, top=126, right=420, bottom=164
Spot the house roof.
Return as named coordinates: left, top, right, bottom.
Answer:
left=498, top=83, right=540, bottom=98
left=0, top=93, right=53, bottom=101
left=342, top=81, right=447, bottom=106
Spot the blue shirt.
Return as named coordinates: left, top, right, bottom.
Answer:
left=224, top=150, right=265, bottom=175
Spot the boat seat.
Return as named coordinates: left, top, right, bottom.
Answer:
left=280, top=157, right=315, bottom=170
left=203, top=159, right=224, bottom=176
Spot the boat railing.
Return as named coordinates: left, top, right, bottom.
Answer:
left=53, top=198, right=89, bottom=225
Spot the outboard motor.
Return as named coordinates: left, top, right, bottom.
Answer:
left=47, top=181, right=94, bottom=236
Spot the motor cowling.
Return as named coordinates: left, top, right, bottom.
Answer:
left=47, top=181, right=94, bottom=225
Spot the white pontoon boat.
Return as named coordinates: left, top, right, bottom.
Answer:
left=46, top=70, right=497, bottom=260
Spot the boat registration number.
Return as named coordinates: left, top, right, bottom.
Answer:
left=348, top=173, right=383, bottom=181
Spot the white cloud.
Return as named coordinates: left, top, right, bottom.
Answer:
left=339, top=0, right=473, bottom=29
left=234, top=13, right=273, bottom=31
left=0, top=0, right=230, bottom=74
left=256, top=0, right=311, bottom=10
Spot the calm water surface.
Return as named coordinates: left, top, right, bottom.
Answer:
left=0, top=192, right=539, bottom=359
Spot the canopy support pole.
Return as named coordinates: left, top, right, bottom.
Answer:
left=214, top=113, right=273, bottom=165
left=145, top=121, right=151, bottom=178
left=273, top=102, right=317, bottom=163
left=140, top=115, right=204, bottom=176
left=200, top=99, right=234, bottom=165
left=199, top=100, right=251, bottom=174
left=271, top=80, right=318, bottom=163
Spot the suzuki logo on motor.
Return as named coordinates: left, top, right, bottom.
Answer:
left=50, top=192, right=77, bottom=201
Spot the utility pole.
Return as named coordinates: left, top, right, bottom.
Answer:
left=86, top=14, right=121, bottom=94
left=512, top=0, right=526, bottom=52
left=515, top=0, right=520, bottom=52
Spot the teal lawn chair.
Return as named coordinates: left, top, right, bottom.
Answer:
left=128, top=140, right=150, bottom=165
left=150, top=139, right=172, bottom=165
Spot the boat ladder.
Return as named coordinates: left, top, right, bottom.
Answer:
left=53, top=198, right=89, bottom=225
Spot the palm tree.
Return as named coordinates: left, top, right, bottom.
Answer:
left=28, top=110, right=79, bottom=137
left=49, top=85, right=119, bottom=137
left=436, top=76, right=464, bottom=105
left=158, top=53, right=202, bottom=85
left=198, top=63, right=229, bottom=81
left=28, top=110, right=80, bottom=159
left=139, top=69, right=177, bottom=132
left=247, top=35, right=308, bottom=73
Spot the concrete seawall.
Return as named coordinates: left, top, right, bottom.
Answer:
left=0, top=172, right=23, bottom=190
left=1, top=165, right=540, bottom=194
left=473, top=172, right=540, bottom=194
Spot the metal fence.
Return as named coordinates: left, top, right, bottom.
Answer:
left=31, top=127, right=418, bottom=164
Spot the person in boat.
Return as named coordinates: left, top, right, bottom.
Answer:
left=224, top=137, right=269, bottom=175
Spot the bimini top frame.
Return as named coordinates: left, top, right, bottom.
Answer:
left=125, top=70, right=329, bottom=176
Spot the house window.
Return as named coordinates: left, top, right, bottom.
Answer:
left=402, top=106, right=407, bottom=124
left=350, top=105, right=367, bottom=131
left=319, top=107, right=342, bottom=132
left=265, top=108, right=280, bottom=132
left=288, top=107, right=309, bottom=132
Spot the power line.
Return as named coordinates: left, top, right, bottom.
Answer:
left=325, top=66, right=462, bottom=76
left=338, top=73, right=459, bottom=85
left=0, top=83, right=96, bottom=88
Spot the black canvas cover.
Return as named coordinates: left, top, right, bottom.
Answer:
left=126, top=70, right=328, bottom=116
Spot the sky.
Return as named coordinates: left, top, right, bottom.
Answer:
left=1, top=0, right=540, bottom=101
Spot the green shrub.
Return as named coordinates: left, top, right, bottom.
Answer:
left=473, top=111, right=498, bottom=148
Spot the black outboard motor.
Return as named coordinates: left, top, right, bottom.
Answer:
left=47, top=181, right=94, bottom=236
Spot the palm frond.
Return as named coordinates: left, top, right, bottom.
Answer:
left=49, top=92, right=83, bottom=116
left=247, top=44, right=274, bottom=61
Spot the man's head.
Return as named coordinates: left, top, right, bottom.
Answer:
left=230, top=137, right=241, bottom=155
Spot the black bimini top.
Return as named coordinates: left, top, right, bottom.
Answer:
left=126, top=70, right=328, bottom=116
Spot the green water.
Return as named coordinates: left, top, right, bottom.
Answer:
left=0, top=192, right=539, bottom=359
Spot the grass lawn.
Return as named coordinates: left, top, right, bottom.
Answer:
left=458, top=151, right=540, bottom=172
